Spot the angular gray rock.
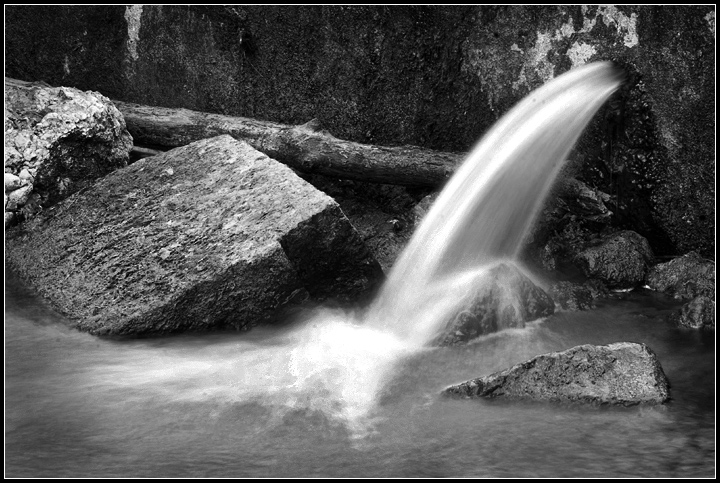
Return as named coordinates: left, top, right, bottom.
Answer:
left=574, top=230, right=654, bottom=288
left=5, top=135, right=383, bottom=336
left=646, top=251, right=715, bottom=300
left=435, top=263, right=555, bottom=346
left=445, top=342, right=670, bottom=406
left=4, top=79, right=133, bottom=226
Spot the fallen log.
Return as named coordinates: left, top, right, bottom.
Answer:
left=6, top=77, right=464, bottom=186
left=113, top=101, right=465, bottom=187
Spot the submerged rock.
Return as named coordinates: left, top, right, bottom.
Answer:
left=574, top=230, right=654, bottom=288
left=445, top=342, right=670, bottom=406
left=670, top=295, right=715, bottom=330
left=548, top=279, right=611, bottom=311
left=549, top=281, right=593, bottom=311
left=4, top=78, right=133, bottom=226
left=5, top=135, right=383, bottom=336
left=436, top=263, right=555, bottom=346
left=646, top=251, right=715, bottom=300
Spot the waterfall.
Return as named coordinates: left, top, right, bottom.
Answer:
left=366, top=62, right=623, bottom=346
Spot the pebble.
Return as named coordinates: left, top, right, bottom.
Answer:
left=4, top=173, right=22, bottom=192
left=7, top=184, right=33, bottom=206
left=18, top=168, right=34, bottom=182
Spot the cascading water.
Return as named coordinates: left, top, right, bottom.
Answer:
left=282, top=62, right=623, bottom=427
left=367, top=61, right=623, bottom=347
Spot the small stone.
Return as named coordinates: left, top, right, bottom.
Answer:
left=4, top=146, right=22, bottom=164
left=5, top=211, right=16, bottom=228
left=18, top=168, right=33, bottom=182
left=5, top=173, right=22, bottom=192
left=13, top=132, right=30, bottom=150
left=7, top=184, right=33, bottom=206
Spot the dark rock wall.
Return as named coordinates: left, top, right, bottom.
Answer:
left=5, top=5, right=715, bottom=258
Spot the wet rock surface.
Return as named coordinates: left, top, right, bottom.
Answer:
left=525, top=176, right=613, bottom=274
left=299, top=173, right=426, bottom=273
left=574, top=230, right=654, bottom=289
left=556, top=177, right=613, bottom=224
left=4, top=78, right=132, bottom=226
left=548, top=280, right=609, bottom=311
left=5, top=135, right=383, bottom=336
left=646, top=251, right=715, bottom=301
left=436, top=263, right=555, bottom=346
left=445, top=342, right=670, bottom=405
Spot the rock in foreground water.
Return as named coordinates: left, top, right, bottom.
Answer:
left=4, top=78, right=132, bottom=226
left=445, top=342, right=670, bottom=406
left=436, top=263, right=555, bottom=346
left=5, top=135, right=383, bottom=336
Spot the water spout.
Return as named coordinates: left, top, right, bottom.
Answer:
left=367, top=62, right=623, bottom=346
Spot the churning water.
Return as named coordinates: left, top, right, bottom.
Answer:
left=4, top=271, right=715, bottom=477
left=5, top=63, right=715, bottom=477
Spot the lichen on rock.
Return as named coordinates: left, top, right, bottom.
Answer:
left=4, top=78, right=133, bottom=226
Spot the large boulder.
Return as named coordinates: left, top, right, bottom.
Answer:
left=4, top=78, right=133, bottom=226
left=573, top=230, right=654, bottom=288
left=445, top=342, right=670, bottom=406
left=646, top=251, right=715, bottom=300
left=5, top=135, right=383, bottom=336
left=435, top=263, right=555, bottom=346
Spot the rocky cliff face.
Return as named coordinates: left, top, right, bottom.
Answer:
left=4, top=5, right=715, bottom=258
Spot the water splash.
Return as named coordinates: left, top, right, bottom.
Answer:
left=368, top=62, right=623, bottom=346
left=269, top=63, right=622, bottom=429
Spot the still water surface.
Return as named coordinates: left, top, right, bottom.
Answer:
left=5, top=270, right=715, bottom=478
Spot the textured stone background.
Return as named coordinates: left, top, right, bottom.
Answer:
left=5, top=5, right=715, bottom=258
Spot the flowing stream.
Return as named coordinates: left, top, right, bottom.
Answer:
left=5, top=63, right=715, bottom=477
left=5, top=273, right=715, bottom=477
